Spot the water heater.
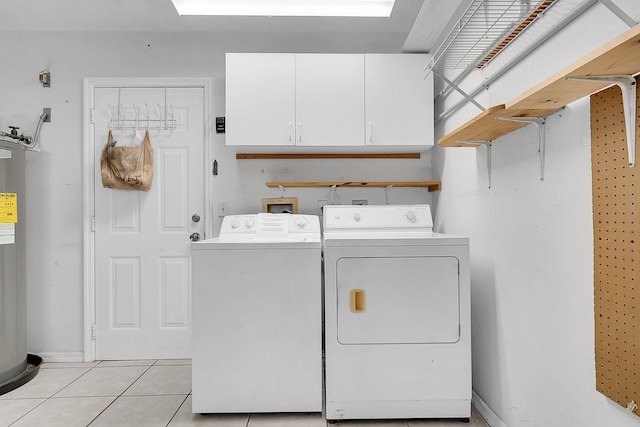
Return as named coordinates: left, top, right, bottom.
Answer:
left=0, top=141, right=41, bottom=395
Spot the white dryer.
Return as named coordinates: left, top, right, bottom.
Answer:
left=322, top=204, right=471, bottom=421
left=191, top=213, right=322, bottom=414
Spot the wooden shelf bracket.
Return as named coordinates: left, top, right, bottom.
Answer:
left=384, top=185, right=394, bottom=204
left=497, top=116, right=546, bottom=181
left=456, top=140, right=493, bottom=188
left=566, top=75, right=637, bottom=167
left=330, top=185, right=337, bottom=204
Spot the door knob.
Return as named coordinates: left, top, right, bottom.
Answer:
left=190, top=232, right=201, bottom=242
left=192, top=214, right=201, bottom=223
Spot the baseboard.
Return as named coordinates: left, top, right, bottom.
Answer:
left=35, top=352, right=84, bottom=363
left=472, top=389, right=508, bottom=427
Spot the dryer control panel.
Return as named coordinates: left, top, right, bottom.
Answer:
left=323, top=204, right=433, bottom=232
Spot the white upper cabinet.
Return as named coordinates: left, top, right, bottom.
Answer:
left=225, top=53, right=296, bottom=146
left=295, top=54, right=365, bottom=146
left=365, top=54, right=433, bottom=147
left=225, top=53, right=433, bottom=152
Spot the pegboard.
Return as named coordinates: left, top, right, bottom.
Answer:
left=592, top=75, right=640, bottom=416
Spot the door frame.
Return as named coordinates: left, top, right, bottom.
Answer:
left=82, top=77, right=213, bottom=362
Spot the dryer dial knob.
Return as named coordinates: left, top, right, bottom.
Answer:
left=245, top=220, right=255, bottom=228
left=406, top=211, right=416, bottom=222
left=296, top=218, right=307, bottom=228
left=353, top=213, right=361, bottom=222
left=231, top=220, right=240, bottom=229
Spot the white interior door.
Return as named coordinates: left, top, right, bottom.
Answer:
left=92, top=86, right=205, bottom=360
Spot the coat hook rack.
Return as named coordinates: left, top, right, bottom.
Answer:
left=107, top=87, right=177, bottom=132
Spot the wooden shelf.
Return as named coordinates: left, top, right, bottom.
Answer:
left=439, top=24, right=640, bottom=147
left=508, top=24, right=640, bottom=110
left=236, top=153, right=421, bottom=159
left=266, top=181, right=442, bottom=192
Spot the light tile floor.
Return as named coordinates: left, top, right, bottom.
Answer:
left=0, top=360, right=489, bottom=427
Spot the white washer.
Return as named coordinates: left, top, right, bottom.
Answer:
left=323, top=204, right=471, bottom=421
left=191, top=213, right=322, bottom=414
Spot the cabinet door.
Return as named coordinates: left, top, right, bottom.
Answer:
left=365, top=54, right=433, bottom=147
left=295, top=54, right=365, bottom=146
left=226, top=53, right=296, bottom=146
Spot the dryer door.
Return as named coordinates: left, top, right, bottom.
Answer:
left=336, top=256, right=459, bottom=344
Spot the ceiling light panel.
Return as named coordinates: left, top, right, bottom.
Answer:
left=171, top=0, right=396, bottom=17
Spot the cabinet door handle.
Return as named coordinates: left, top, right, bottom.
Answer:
left=288, top=122, right=293, bottom=143
left=350, top=289, right=365, bottom=313
left=369, top=122, right=373, bottom=142
left=298, top=122, right=303, bottom=143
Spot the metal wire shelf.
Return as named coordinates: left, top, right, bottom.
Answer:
left=425, top=0, right=555, bottom=75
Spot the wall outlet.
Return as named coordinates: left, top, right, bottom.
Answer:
left=218, top=201, right=228, bottom=217
left=318, top=200, right=328, bottom=215
left=352, top=199, right=368, bottom=205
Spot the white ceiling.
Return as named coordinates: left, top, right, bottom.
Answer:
left=0, top=0, right=465, bottom=52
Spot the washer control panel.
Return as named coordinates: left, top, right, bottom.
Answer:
left=220, top=213, right=320, bottom=236
left=323, top=205, right=433, bottom=231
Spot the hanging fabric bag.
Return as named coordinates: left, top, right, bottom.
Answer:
left=100, top=130, right=153, bottom=191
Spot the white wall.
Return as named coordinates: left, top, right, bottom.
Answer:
left=0, top=31, right=434, bottom=360
left=433, top=1, right=640, bottom=426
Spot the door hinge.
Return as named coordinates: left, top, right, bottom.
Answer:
left=91, top=324, right=96, bottom=341
left=90, top=108, right=95, bottom=125
left=91, top=216, right=96, bottom=232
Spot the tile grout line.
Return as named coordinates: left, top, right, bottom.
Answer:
left=165, top=394, right=190, bottom=427
left=49, top=362, right=100, bottom=399
left=6, top=398, right=48, bottom=426
left=86, top=362, right=157, bottom=426
left=8, top=362, right=103, bottom=426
